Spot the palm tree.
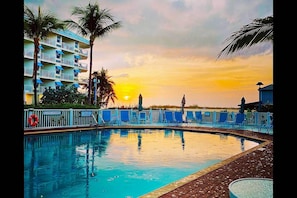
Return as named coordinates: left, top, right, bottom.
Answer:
left=24, top=5, right=65, bottom=106
left=24, top=5, right=64, bottom=106
left=217, top=15, right=273, bottom=58
left=65, top=2, right=122, bottom=105
left=92, top=68, right=117, bottom=107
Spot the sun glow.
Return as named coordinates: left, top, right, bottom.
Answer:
left=112, top=80, right=143, bottom=107
left=124, top=95, right=130, bottom=101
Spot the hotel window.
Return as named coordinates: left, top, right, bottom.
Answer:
left=56, top=35, right=61, bottom=47
left=75, top=41, right=79, bottom=49
left=37, top=61, right=43, bottom=71
left=38, top=45, right=43, bottom=58
left=74, top=54, right=80, bottom=64
left=56, top=49, right=63, bottom=60
left=56, top=65, right=63, bottom=74
left=74, top=69, right=80, bottom=77
left=55, top=81, right=63, bottom=89
left=36, top=79, right=43, bottom=87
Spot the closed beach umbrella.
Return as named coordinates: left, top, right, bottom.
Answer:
left=181, top=94, right=186, bottom=114
left=138, top=94, right=143, bottom=111
left=239, top=97, right=245, bottom=113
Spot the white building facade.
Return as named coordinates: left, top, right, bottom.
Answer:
left=24, top=29, right=90, bottom=105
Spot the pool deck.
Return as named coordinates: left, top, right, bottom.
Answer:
left=24, top=125, right=273, bottom=198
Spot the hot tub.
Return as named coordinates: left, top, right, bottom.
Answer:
left=229, top=177, right=273, bottom=198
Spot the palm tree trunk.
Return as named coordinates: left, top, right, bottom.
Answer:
left=88, top=42, right=94, bottom=105
left=33, top=61, right=38, bottom=106
left=33, top=38, right=40, bottom=106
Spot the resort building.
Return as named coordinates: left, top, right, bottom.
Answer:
left=243, top=84, right=273, bottom=112
left=259, top=84, right=273, bottom=105
left=24, top=29, right=90, bottom=105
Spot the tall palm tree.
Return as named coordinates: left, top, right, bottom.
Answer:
left=92, top=68, right=117, bottom=107
left=65, top=2, right=122, bottom=105
left=24, top=5, right=65, bottom=106
left=217, top=15, right=273, bottom=58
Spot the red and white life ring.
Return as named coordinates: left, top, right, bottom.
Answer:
left=28, top=114, right=39, bottom=127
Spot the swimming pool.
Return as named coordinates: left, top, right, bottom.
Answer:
left=24, top=128, right=260, bottom=198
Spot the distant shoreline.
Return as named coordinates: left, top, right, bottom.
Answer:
left=149, top=105, right=238, bottom=109
left=111, top=105, right=239, bottom=110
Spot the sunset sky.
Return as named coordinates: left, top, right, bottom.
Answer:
left=25, top=0, right=273, bottom=108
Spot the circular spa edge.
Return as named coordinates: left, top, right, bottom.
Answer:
left=229, top=177, right=273, bottom=198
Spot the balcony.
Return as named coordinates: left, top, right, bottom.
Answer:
left=78, top=63, right=88, bottom=71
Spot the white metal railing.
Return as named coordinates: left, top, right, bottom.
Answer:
left=79, top=48, right=88, bottom=57
left=61, top=58, right=74, bottom=66
left=24, top=50, right=34, bottom=58
left=24, top=108, right=273, bottom=134
left=62, top=42, right=75, bottom=51
left=40, top=70, right=56, bottom=78
left=78, top=62, right=88, bottom=70
left=24, top=67, right=33, bottom=76
left=40, top=53, right=56, bottom=63
left=60, top=73, right=74, bottom=81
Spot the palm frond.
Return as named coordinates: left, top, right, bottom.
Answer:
left=24, top=5, right=65, bottom=39
left=217, top=16, right=273, bottom=58
left=65, top=3, right=122, bottom=39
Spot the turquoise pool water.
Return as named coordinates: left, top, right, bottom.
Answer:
left=24, top=129, right=260, bottom=198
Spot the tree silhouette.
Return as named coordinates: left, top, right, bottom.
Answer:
left=65, top=2, right=122, bottom=105
left=24, top=5, right=65, bottom=106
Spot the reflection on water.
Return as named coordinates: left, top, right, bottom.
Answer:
left=120, top=129, right=128, bottom=137
left=181, top=131, right=185, bottom=150
left=164, top=129, right=185, bottom=150
left=240, top=138, right=245, bottom=151
left=137, top=130, right=142, bottom=151
left=24, top=129, right=260, bottom=198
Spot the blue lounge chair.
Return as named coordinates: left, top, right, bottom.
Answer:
left=218, top=112, right=228, bottom=124
left=229, top=113, right=245, bottom=127
left=174, top=111, right=183, bottom=123
left=164, top=111, right=174, bottom=123
left=195, top=111, right=202, bottom=123
left=102, top=110, right=111, bottom=123
left=120, top=110, right=130, bottom=123
left=101, top=109, right=118, bottom=125
left=235, top=113, right=245, bottom=125
left=164, top=111, right=183, bottom=125
left=258, top=113, right=273, bottom=134
left=138, top=111, right=146, bottom=124
left=186, top=111, right=195, bottom=122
